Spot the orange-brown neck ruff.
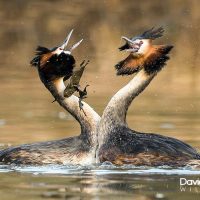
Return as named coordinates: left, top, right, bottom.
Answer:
left=115, top=45, right=173, bottom=76
left=31, top=46, right=75, bottom=83
left=39, top=52, right=54, bottom=68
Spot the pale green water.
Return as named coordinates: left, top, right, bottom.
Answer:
left=0, top=0, right=200, bottom=199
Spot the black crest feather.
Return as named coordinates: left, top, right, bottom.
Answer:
left=140, top=27, right=164, bottom=40
left=30, top=46, right=51, bottom=67
left=35, top=46, right=51, bottom=55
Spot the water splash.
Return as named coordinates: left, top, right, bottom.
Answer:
left=0, top=163, right=200, bottom=175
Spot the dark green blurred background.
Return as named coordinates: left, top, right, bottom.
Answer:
left=0, top=0, right=200, bottom=148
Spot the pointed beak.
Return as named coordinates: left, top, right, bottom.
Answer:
left=70, top=39, right=83, bottom=51
left=121, top=36, right=135, bottom=44
left=118, top=36, right=134, bottom=51
left=60, top=29, right=74, bottom=49
left=59, top=29, right=83, bottom=54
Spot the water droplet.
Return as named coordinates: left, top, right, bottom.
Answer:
left=160, top=123, right=175, bottom=129
left=58, top=111, right=67, bottom=119
left=0, top=119, right=6, bottom=127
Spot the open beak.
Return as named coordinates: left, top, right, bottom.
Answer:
left=120, top=36, right=141, bottom=53
left=60, top=29, right=74, bottom=49
left=121, top=36, right=135, bottom=44
left=59, top=29, right=83, bottom=54
left=69, top=39, right=83, bottom=51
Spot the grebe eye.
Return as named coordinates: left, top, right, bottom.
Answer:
left=140, top=41, right=143, bottom=45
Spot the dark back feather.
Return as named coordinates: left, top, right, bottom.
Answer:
left=35, top=46, right=51, bottom=55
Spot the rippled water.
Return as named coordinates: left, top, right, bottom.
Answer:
left=0, top=0, right=200, bottom=199
left=1, top=164, right=200, bottom=200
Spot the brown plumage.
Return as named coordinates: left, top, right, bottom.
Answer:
left=99, top=150, right=190, bottom=167
left=98, top=126, right=200, bottom=167
left=115, top=45, right=173, bottom=75
left=31, top=46, right=75, bottom=82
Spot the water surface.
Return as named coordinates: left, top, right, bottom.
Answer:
left=1, top=164, right=200, bottom=200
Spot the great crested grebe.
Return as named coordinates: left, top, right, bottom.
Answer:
left=97, top=27, right=200, bottom=166
left=0, top=30, right=100, bottom=165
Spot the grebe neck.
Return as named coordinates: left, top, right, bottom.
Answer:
left=98, top=45, right=173, bottom=147
left=98, top=70, right=155, bottom=145
left=43, top=77, right=101, bottom=147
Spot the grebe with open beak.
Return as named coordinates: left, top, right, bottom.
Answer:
left=0, top=30, right=100, bottom=165
left=97, top=27, right=200, bottom=166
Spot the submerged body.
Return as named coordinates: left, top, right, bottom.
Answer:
left=0, top=30, right=100, bottom=165
left=97, top=70, right=200, bottom=167
left=99, top=126, right=200, bottom=166
left=0, top=135, right=94, bottom=165
left=97, top=27, right=200, bottom=167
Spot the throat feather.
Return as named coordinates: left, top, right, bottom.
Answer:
left=53, top=78, right=65, bottom=95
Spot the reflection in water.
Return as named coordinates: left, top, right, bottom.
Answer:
left=1, top=164, right=200, bottom=200
left=0, top=0, right=200, bottom=199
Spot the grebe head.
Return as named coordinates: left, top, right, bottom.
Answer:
left=119, top=27, right=164, bottom=56
left=30, top=29, right=83, bottom=82
left=115, top=27, right=173, bottom=76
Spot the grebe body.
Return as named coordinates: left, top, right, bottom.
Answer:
left=0, top=30, right=100, bottom=165
left=98, top=28, right=200, bottom=167
left=0, top=136, right=94, bottom=165
left=98, top=126, right=200, bottom=166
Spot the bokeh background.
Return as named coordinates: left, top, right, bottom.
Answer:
left=0, top=0, right=200, bottom=149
